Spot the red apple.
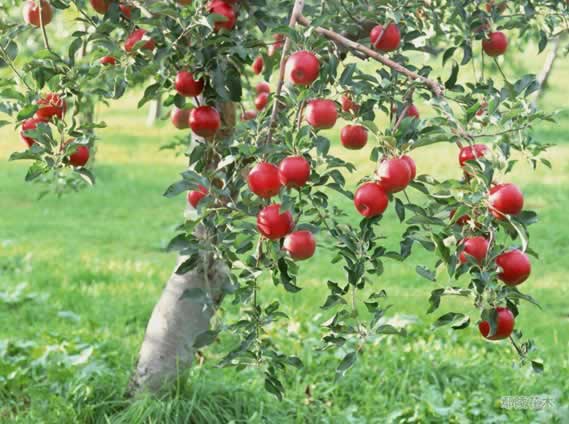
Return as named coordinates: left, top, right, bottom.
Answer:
left=482, top=31, right=508, bottom=57
left=370, top=23, right=401, bottom=52
left=377, top=157, right=412, bottom=193
left=90, top=0, right=111, bottom=14
left=476, top=101, right=488, bottom=117
left=496, top=249, right=531, bottom=286
left=340, top=125, right=368, bottom=150
left=268, top=34, right=284, bottom=57
left=241, top=110, right=257, bottom=121
left=485, top=1, right=507, bottom=13
left=208, top=0, right=236, bottom=32
left=449, top=209, right=471, bottom=226
left=257, top=204, right=294, bottom=240
left=124, top=29, right=156, bottom=52
left=478, top=307, right=515, bottom=340
left=305, top=99, right=337, bottom=130
left=99, top=56, right=117, bottom=66
left=68, top=145, right=90, bottom=167
left=23, top=0, right=53, bottom=26
left=256, top=81, right=270, bottom=94
left=34, top=93, right=66, bottom=122
left=177, top=0, right=192, bottom=5
left=278, top=156, right=310, bottom=188
left=175, top=71, right=204, bottom=97
left=119, top=3, right=132, bottom=18
left=19, top=118, right=42, bottom=148
left=252, top=56, right=264, bottom=75
left=400, top=155, right=416, bottom=181
left=406, top=104, right=420, bottom=119
left=187, top=184, right=208, bottom=208
left=354, top=182, right=389, bottom=218
left=459, top=236, right=489, bottom=265
left=285, top=51, right=320, bottom=86
left=341, top=94, right=360, bottom=114
left=489, top=183, right=524, bottom=219
left=248, top=162, right=281, bottom=198
left=255, top=92, right=269, bottom=111
left=189, top=106, right=221, bottom=138
left=459, top=144, right=488, bottom=167
left=171, top=107, right=191, bottom=129
left=283, top=231, right=316, bottom=261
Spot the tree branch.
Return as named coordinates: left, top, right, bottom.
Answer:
left=264, top=0, right=305, bottom=145
left=296, top=15, right=444, bottom=98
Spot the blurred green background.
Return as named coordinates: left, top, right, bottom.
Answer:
left=1, top=44, right=569, bottom=422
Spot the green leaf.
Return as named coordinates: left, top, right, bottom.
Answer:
left=193, top=330, right=219, bottom=348
left=416, top=265, right=435, bottom=282
left=433, top=312, right=470, bottom=329
left=175, top=254, right=200, bottom=274
left=336, top=351, right=357, bottom=380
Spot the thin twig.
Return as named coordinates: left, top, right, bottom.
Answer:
left=38, top=0, right=52, bottom=51
left=392, top=87, right=415, bottom=132
left=297, top=15, right=444, bottom=98
left=264, top=0, right=306, bottom=145
left=0, top=44, right=32, bottom=91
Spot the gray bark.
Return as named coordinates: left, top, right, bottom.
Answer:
left=129, top=248, right=229, bottom=394
left=532, top=36, right=561, bottom=108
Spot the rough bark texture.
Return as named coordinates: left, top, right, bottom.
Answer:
left=129, top=249, right=229, bottom=394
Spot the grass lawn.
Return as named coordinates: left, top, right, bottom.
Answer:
left=1, top=49, right=569, bottom=423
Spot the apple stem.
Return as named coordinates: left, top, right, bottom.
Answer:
left=297, top=15, right=444, bottom=98
left=264, top=0, right=306, bottom=146
left=392, top=86, right=415, bottom=132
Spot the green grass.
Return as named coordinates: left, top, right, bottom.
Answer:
left=1, top=52, right=569, bottom=422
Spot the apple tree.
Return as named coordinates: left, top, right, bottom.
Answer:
left=1, top=0, right=567, bottom=397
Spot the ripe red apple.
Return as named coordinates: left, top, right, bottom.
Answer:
left=175, top=71, right=204, bottom=97
left=305, top=99, right=337, bottom=130
left=119, top=3, right=132, bottom=18
left=34, top=93, right=66, bottom=122
left=341, top=94, right=360, bottom=114
left=99, top=56, right=117, bottom=66
left=255, top=92, right=269, bottom=111
left=19, top=118, right=42, bottom=148
left=248, top=162, right=281, bottom=198
left=406, top=104, right=420, bottom=119
left=370, top=23, right=401, bottom=52
left=400, top=155, right=416, bottom=181
left=449, top=209, right=471, bottom=226
left=458, top=236, right=489, bottom=265
left=268, top=34, right=284, bottom=57
left=376, top=157, right=412, bottom=193
left=496, top=249, right=531, bottom=286
left=189, top=106, right=221, bottom=138
left=285, top=51, right=320, bottom=86
left=478, top=307, right=515, bottom=340
left=171, top=107, right=191, bottom=129
left=252, top=56, right=264, bottom=75
left=256, top=81, right=270, bottom=94
left=90, top=0, right=110, bottom=14
left=283, top=231, right=316, bottom=261
left=340, top=125, right=368, bottom=150
left=187, top=184, right=208, bottom=208
left=257, top=204, right=294, bottom=240
left=278, top=156, right=310, bottom=188
left=241, top=110, right=257, bottom=121
left=208, top=0, right=236, bottom=32
left=354, top=182, right=389, bottom=218
left=459, top=144, right=488, bottom=167
left=489, top=183, right=524, bottom=219
left=68, top=145, right=90, bottom=167
left=485, top=1, right=507, bottom=13
left=125, top=29, right=156, bottom=52
left=177, top=0, right=192, bottom=5
left=23, top=0, right=53, bottom=27
left=482, top=31, right=508, bottom=57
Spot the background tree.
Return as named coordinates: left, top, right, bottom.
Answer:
left=1, top=0, right=567, bottom=400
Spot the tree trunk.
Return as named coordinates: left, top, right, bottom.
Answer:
left=129, top=250, right=229, bottom=394
left=146, top=95, right=162, bottom=127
